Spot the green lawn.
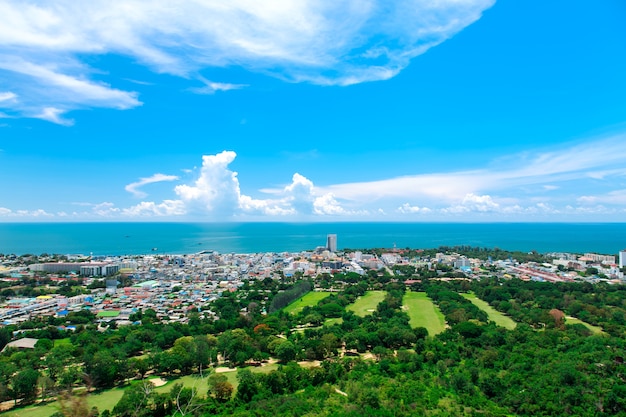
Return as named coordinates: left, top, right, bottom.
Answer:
left=324, top=317, right=343, bottom=326
left=53, top=338, right=73, bottom=347
left=346, top=291, right=386, bottom=317
left=1, top=402, right=59, bottom=417
left=402, top=291, right=446, bottom=336
left=565, top=316, right=605, bottom=335
left=283, top=291, right=331, bottom=315
left=1, top=387, right=126, bottom=417
left=153, top=374, right=210, bottom=395
left=0, top=364, right=287, bottom=417
left=461, top=292, right=517, bottom=330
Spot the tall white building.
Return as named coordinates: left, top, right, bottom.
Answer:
left=326, top=234, right=337, bottom=252
left=620, top=250, right=626, bottom=268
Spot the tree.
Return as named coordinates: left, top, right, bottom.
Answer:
left=169, top=382, right=203, bottom=416
left=38, top=375, right=55, bottom=403
left=0, top=327, right=11, bottom=351
left=208, top=373, right=233, bottom=402
left=112, top=380, right=153, bottom=417
left=84, top=350, right=118, bottom=388
left=236, top=369, right=259, bottom=403
left=45, top=344, right=75, bottom=382
left=193, top=335, right=211, bottom=376
left=218, top=329, right=255, bottom=366
left=274, top=340, right=297, bottom=363
left=57, top=391, right=98, bottom=417
left=11, top=368, right=39, bottom=404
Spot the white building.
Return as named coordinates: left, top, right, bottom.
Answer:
left=584, top=253, right=616, bottom=265
left=620, top=250, right=626, bottom=268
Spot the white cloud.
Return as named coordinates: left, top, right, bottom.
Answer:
left=0, top=207, right=53, bottom=217
left=459, top=193, right=500, bottom=212
left=91, top=202, right=121, bottom=217
left=172, top=152, right=356, bottom=218
left=34, top=107, right=73, bottom=126
left=7, top=132, right=626, bottom=221
left=313, top=193, right=351, bottom=215
left=122, top=200, right=186, bottom=217
left=0, top=0, right=494, bottom=122
left=321, top=134, right=626, bottom=205
left=174, top=151, right=242, bottom=216
left=397, top=203, right=431, bottom=214
left=0, top=57, right=141, bottom=123
left=125, top=173, right=180, bottom=198
left=0, top=91, right=16, bottom=101
left=190, top=77, right=247, bottom=95
left=578, top=189, right=626, bottom=206
left=543, top=185, right=559, bottom=191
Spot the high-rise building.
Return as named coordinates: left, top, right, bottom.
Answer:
left=620, top=250, right=626, bottom=268
left=326, top=234, right=337, bottom=252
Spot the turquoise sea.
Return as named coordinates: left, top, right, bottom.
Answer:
left=0, top=222, right=625, bottom=256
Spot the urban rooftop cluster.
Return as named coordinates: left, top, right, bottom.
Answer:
left=1, top=235, right=626, bottom=329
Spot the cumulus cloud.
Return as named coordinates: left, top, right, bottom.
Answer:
left=125, top=173, right=180, bottom=198
left=313, top=194, right=350, bottom=215
left=459, top=193, right=500, bottom=212
left=91, top=202, right=121, bottom=217
left=174, top=151, right=242, bottom=215
left=122, top=200, right=186, bottom=217
left=397, top=203, right=431, bottom=214
left=172, top=151, right=356, bottom=218
left=0, top=0, right=494, bottom=122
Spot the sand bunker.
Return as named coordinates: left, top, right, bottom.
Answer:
left=215, top=366, right=237, bottom=373
left=149, top=377, right=168, bottom=387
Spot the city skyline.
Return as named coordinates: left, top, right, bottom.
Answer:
left=1, top=1, right=626, bottom=222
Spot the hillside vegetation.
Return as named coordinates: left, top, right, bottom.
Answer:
left=3, top=268, right=626, bottom=416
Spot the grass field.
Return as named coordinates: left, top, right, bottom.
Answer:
left=53, top=338, right=73, bottom=347
left=346, top=291, right=386, bottom=317
left=565, top=316, right=605, bottom=335
left=0, top=363, right=286, bottom=417
left=283, top=291, right=331, bottom=315
left=1, top=387, right=126, bottom=417
left=324, top=317, right=343, bottom=326
left=402, top=292, right=446, bottom=336
left=461, top=293, right=517, bottom=330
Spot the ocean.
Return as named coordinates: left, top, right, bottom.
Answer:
left=0, top=222, right=624, bottom=256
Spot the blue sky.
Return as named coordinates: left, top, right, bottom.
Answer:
left=1, top=0, right=625, bottom=222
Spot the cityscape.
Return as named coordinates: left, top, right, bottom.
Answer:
left=2, top=235, right=625, bottom=328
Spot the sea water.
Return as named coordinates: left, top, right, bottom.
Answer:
left=0, top=222, right=624, bottom=256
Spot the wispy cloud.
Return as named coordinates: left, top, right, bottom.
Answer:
left=321, top=134, right=626, bottom=205
left=0, top=0, right=494, bottom=122
left=125, top=173, right=180, bottom=198
left=189, top=76, right=247, bottom=95
left=0, top=91, right=16, bottom=102
left=0, top=207, right=53, bottom=218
